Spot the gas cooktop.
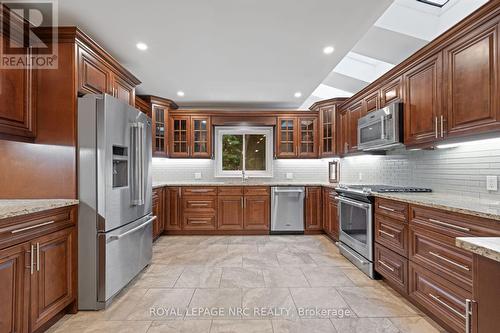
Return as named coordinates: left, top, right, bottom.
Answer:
left=336, top=184, right=432, bottom=194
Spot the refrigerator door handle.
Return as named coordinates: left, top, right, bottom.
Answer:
left=131, top=122, right=145, bottom=206
left=109, top=216, right=156, bottom=241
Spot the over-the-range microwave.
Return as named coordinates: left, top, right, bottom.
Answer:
left=357, top=102, right=404, bottom=151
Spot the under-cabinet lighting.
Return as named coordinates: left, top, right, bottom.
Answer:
left=136, top=42, right=148, bottom=51
left=323, top=46, right=335, bottom=55
left=436, top=137, right=500, bottom=149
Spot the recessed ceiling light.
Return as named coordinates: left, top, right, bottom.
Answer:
left=294, top=92, right=302, bottom=98
left=136, top=42, right=148, bottom=51
left=323, top=46, right=335, bottom=55
left=177, top=91, right=185, bottom=97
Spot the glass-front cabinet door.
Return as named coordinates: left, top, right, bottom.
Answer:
left=276, top=117, right=297, bottom=158
left=191, top=116, right=211, bottom=158
left=169, top=115, right=190, bottom=157
left=298, top=117, right=318, bottom=158
left=320, top=107, right=335, bottom=157
left=152, top=106, right=168, bottom=157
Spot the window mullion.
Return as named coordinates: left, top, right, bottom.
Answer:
left=242, top=134, right=246, bottom=174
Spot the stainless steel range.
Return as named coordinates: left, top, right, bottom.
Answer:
left=335, top=184, right=431, bottom=278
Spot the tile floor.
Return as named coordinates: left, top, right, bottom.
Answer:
left=48, top=235, right=446, bottom=333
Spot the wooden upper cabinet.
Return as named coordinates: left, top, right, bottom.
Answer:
left=30, top=227, right=75, bottom=332
left=403, top=52, right=443, bottom=146
left=169, top=115, right=190, bottom=158
left=0, top=242, right=30, bottom=333
left=338, top=110, right=350, bottom=155
left=112, top=75, right=135, bottom=105
left=169, top=115, right=211, bottom=158
left=152, top=106, right=168, bottom=157
left=305, top=187, right=322, bottom=231
left=135, top=96, right=150, bottom=116
left=380, top=76, right=403, bottom=107
left=0, top=35, right=36, bottom=141
left=347, top=102, right=362, bottom=152
left=276, top=117, right=298, bottom=158
left=363, top=91, right=379, bottom=114
left=319, top=106, right=336, bottom=157
left=298, top=117, right=318, bottom=158
left=276, top=116, right=318, bottom=158
left=76, top=40, right=139, bottom=107
left=77, top=46, right=111, bottom=95
left=443, top=17, right=500, bottom=138
left=191, top=116, right=211, bottom=158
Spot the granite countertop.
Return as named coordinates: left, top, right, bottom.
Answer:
left=153, top=181, right=338, bottom=189
left=373, top=192, right=500, bottom=222
left=456, top=237, right=500, bottom=263
left=0, top=199, right=79, bottom=220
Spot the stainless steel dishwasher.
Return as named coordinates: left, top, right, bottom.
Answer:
left=271, top=186, right=305, bottom=233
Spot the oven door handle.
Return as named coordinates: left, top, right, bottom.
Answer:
left=338, top=197, right=370, bottom=209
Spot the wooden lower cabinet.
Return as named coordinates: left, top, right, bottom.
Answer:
left=152, top=188, right=164, bottom=239
left=322, top=188, right=339, bottom=240
left=409, top=262, right=470, bottom=333
left=305, top=187, right=322, bottom=231
left=164, top=187, right=181, bottom=231
left=375, top=213, right=409, bottom=257
left=243, top=196, right=270, bottom=231
left=471, top=254, right=499, bottom=333
left=375, top=243, right=408, bottom=295
left=0, top=242, right=30, bottom=333
left=218, top=196, right=244, bottom=230
left=30, top=227, right=76, bottom=332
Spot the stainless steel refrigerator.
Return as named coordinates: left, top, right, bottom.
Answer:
left=77, top=94, right=154, bottom=310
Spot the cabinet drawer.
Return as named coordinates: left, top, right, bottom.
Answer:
left=182, top=187, right=217, bottom=196
left=410, top=226, right=472, bottom=291
left=218, top=187, right=243, bottom=196
left=182, top=198, right=216, bottom=213
left=375, top=214, right=408, bottom=257
left=244, top=187, right=270, bottom=196
left=375, top=243, right=408, bottom=295
left=0, top=206, right=76, bottom=250
left=409, top=262, right=470, bottom=333
left=375, top=198, right=408, bottom=222
left=182, top=214, right=216, bottom=230
left=410, top=205, right=500, bottom=238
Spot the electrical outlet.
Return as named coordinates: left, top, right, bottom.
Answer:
left=358, top=172, right=363, bottom=181
left=194, top=172, right=202, bottom=180
left=486, top=176, right=498, bottom=191
left=286, top=173, right=294, bottom=180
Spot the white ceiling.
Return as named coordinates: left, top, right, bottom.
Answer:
left=46, top=0, right=394, bottom=109
left=300, top=0, right=489, bottom=109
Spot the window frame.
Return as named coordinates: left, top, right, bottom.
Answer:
left=215, top=126, right=274, bottom=178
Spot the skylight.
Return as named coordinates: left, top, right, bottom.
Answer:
left=416, top=0, right=450, bottom=8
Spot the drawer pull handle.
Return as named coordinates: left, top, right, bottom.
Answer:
left=379, top=205, right=396, bottom=212
left=189, top=189, right=212, bottom=193
left=428, top=251, right=470, bottom=271
left=428, top=218, right=470, bottom=232
left=378, top=260, right=395, bottom=272
left=379, top=230, right=395, bottom=238
left=190, top=203, right=209, bottom=207
left=190, top=220, right=209, bottom=224
left=428, top=293, right=466, bottom=319
left=11, top=220, right=56, bottom=234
